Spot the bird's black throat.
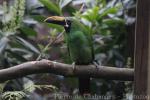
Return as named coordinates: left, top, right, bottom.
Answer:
left=64, top=20, right=71, bottom=33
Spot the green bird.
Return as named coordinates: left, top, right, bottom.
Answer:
left=44, top=16, right=94, bottom=94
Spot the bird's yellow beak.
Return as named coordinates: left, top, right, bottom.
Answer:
left=44, top=16, right=65, bottom=22
left=44, top=16, right=67, bottom=26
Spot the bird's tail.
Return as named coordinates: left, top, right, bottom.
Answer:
left=79, top=77, right=90, bottom=95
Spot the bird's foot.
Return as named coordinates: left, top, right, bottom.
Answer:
left=93, top=60, right=101, bottom=69
left=72, top=62, right=76, bottom=71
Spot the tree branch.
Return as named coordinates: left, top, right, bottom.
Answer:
left=0, top=59, right=134, bottom=82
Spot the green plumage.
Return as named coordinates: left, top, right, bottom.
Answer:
left=65, top=19, right=94, bottom=94
left=66, top=19, right=93, bottom=64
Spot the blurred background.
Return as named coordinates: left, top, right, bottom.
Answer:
left=0, top=0, right=136, bottom=100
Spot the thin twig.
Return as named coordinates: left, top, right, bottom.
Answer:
left=79, top=3, right=85, bottom=13
left=120, top=0, right=128, bottom=16
left=36, top=30, right=65, bottom=60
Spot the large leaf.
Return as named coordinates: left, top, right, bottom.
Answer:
left=99, top=7, right=119, bottom=19
left=6, top=49, right=28, bottom=62
left=82, top=6, right=99, bottom=22
left=39, top=0, right=61, bottom=15
left=31, top=15, right=46, bottom=22
left=20, top=26, right=37, bottom=36
left=16, top=37, right=40, bottom=54
left=10, top=48, right=32, bottom=55
left=0, top=81, right=8, bottom=93
left=103, top=18, right=124, bottom=26
left=0, top=37, right=9, bottom=54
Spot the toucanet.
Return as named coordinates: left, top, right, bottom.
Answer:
left=44, top=16, right=94, bottom=94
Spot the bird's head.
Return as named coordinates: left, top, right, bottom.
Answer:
left=44, top=16, right=71, bottom=32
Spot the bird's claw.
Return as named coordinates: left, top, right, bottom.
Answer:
left=72, top=62, right=76, bottom=71
left=93, top=60, right=101, bottom=69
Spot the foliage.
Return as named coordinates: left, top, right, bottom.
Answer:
left=0, top=0, right=25, bottom=36
left=0, top=0, right=136, bottom=99
left=0, top=81, right=57, bottom=100
left=0, top=0, right=40, bottom=67
left=1, top=91, right=26, bottom=100
left=23, top=81, right=58, bottom=93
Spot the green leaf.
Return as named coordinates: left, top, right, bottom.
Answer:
left=103, top=18, right=125, bottom=26
left=0, top=81, right=8, bottom=93
left=16, top=36, right=40, bottom=54
left=39, top=0, right=61, bottom=15
left=31, top=15, right=46, bottom=22
left=23, top=81, right=35, bottom=93
left=82, top=7, right=99, bottom=22
left=6, top=49, right=28, bottom=62
left=0, top=37, right=9, bottom=54
left=99, top=7, right=119, bottom=18
left=20, top=26, right=37, bottom=36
